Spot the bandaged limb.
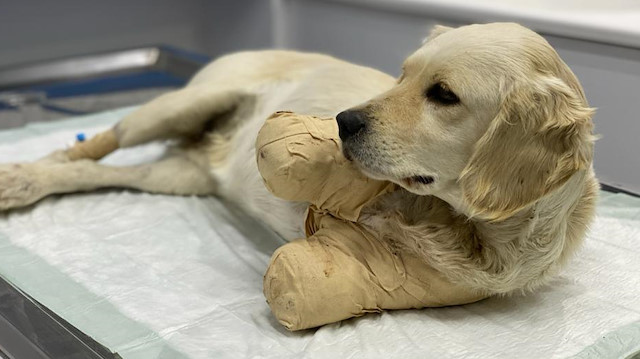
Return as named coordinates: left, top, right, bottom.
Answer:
left=66, top=129, right=119, bottom=160
left=257, top=111, right=485, bottom=331
left=257, top=111, right=395, bottom=222
left=264, top=213, right=485, bottom=331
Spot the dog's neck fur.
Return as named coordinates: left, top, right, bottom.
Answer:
left=366, top=170, right=598, bottom=294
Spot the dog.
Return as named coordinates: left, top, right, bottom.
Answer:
left=0, top=23, right=598, bottom=295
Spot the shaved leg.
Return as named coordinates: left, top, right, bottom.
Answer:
left=1, top=86, right=248, bottom=210
left=44, top=87, right=251, bottom=164
left=114, top=86, right=250, bottom=148
left=0, top=154, right=216, bottom=211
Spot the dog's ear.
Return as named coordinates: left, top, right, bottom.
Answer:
left=459, top=75, right=595, bottom=221
left=423, top=25, right=453, bottom=44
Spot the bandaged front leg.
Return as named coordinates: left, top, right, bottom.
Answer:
left=257, top=112, right=487, bottom=330
left=257, top=111, right=395, bottom=221
left=264, top=214, right=485, bottom=331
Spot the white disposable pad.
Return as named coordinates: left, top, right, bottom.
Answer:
left=0, top=108, right=638, bottom=358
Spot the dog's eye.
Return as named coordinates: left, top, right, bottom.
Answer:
left=426, top=83, right=460, bottom=105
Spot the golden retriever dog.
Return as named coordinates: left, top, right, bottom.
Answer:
left=0, top=23, right=598, bottom=296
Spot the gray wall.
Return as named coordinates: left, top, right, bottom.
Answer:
left=0, top=0, right=273, bottom=67
left=272, top=0, right=460, bottom=76
left=203, top=0, right=273, bottom=57
left=545, top=37, right=640, bottom=194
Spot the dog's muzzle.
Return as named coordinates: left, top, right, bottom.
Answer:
left=336, top=110, right=367, bottom=141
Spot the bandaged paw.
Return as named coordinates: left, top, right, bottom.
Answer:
left=257, top=111, right=485, bottom=331
left=263, top=211, right=484, bottom=330
left=256, top=111, right=394, bottom=222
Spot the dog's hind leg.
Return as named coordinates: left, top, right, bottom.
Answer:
left=46, top=86, right=252, bottom=163
left=115, top=86, right=251, bottom=148
left=0, top=149, right=216, bottom=211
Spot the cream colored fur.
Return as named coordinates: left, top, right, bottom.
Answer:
left=0, top=23, right=598, bottom=296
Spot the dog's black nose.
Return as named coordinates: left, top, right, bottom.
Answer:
left=336, top=110, right=367, bottom=140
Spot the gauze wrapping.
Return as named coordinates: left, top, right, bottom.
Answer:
left=66, top=129, right=119, bottom=160
left=256, top=112, right=485, bottom=331
left=256, top=111, right=395, bottom=222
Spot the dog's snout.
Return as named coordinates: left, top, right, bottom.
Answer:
left=336, top=110, right=367, bottom=141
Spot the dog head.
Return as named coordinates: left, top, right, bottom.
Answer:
left=338, top=23, right=594, bottom=220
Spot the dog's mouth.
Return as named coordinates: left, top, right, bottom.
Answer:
left=343, top=145, right=436, bottom=188
left=402, top=175, right=435, bottom=187
left=342, top=147, right=353, bottom=161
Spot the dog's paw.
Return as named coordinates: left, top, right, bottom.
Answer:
left=0, top=164, right=46, bottom=211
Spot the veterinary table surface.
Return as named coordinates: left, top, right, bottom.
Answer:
left=0, top=108, right=639, bottom=359
left=0, top=46, right=208, bottom=130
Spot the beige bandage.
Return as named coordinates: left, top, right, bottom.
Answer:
left=257, top=111, right=395, bottom=222
left=66, top=129, right=119, bottom=161
left=257, top=111, right=485, bottom=331
left=264, top=213, right=485, bottom=331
